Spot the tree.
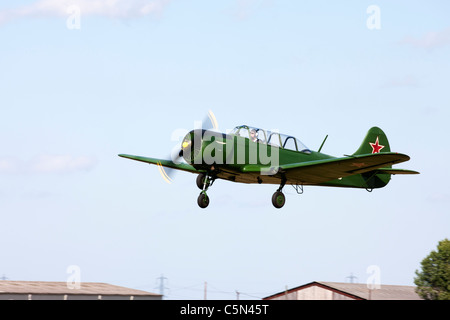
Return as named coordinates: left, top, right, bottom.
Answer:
left=414, top=239, right=450, bottom=300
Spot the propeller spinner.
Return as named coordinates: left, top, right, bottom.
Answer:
left=160, top=110, right=218, bottom=183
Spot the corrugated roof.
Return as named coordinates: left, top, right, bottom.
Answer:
left=0, top=281, right=161, bottom=297
left=264, top=281, right=422, bottom=300
left=317, top=282, right=422, bottom=300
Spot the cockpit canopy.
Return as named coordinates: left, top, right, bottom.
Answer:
left=230, top=125, right=311, bottom=153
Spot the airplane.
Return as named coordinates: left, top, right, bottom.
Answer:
left=119, top=121, right=419, bottom=209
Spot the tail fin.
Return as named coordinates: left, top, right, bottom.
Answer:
left=353, top=127, right=390, bottom=156
left=352, top=127, right=418, bottom=190
left=353, top=127, right=392, bottom=189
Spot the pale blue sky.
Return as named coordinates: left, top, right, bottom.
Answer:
left=0, top=0, right=449, bottom=299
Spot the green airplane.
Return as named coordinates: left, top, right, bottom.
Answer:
left=119, top=125, right=419, bottom=209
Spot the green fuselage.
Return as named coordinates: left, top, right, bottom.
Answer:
left=182, top=129, right=390, bottom=189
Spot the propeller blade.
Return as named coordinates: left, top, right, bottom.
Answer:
left=157, top=162, right=174, bottom=184
left=160, top=148, right=184, bottom=184
left=202, top=110, right=219, bottom=130
left=158, top=110, right=218, bottom=184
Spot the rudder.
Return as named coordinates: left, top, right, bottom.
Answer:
left=353, top=127, right=392, bottom=189
left=353, top=127, right=390, bottom=156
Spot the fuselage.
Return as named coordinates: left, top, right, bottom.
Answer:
left=180, top=129, right=390, bottom=189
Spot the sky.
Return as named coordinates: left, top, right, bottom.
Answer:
left=0, top=0, right=449, bottom=300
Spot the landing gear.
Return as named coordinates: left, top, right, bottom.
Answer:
left=272, top=177, right=287, bottom=209
left=272, top=191, right=285, bottom=209
left=196, top=173, right=215, bottom=209
left=196, top=173, right=211, bottom=190
left=197, top=192, right=210, bottom=208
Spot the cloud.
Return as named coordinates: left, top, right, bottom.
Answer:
left=0, top=0, right=171, bottom=25
left=381, top=75, right=419, bottom=89
left=230, top=0, right=273, bottom=20
left=31, top=154, right=96, bottom=174
left=0, top=157, right=19, bottom=174
left=400, top=27, right=450, bottom=49
left=0, top=155, right=96, bottom=174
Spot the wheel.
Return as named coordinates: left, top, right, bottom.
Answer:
left=197, top=192, right=210, bottom=208
left=196, top=173, right=207, bottom=190
left=272, top=191, right=285, bottom=209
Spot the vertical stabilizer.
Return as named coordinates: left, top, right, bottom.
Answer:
left=353, top=127, right=392, bottom=189
left=353, top=127, right=390, bottom=155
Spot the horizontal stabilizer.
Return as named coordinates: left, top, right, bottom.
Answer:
left=270, top=152, right=412, bottom=184
left=376, top=168, right=420, bottom=175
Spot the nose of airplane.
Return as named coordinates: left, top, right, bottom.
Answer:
left=181, top=129, right=204, bottom=164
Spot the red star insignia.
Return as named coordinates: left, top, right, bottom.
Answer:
left=369, top=136, right=385, bottom=154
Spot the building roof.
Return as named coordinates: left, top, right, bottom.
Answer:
left=317, top=282, right=421, bottom=300
left=0, top=281, right=161, bottom=297
left=263, top=281, right=422, bottom=300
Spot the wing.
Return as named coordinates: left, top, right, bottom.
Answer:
left=243, top=152, right=415, bottom=184
left=118, top=154, right=204, bottom=174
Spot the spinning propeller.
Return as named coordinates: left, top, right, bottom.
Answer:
left=158, top=110, right=218, bottom=184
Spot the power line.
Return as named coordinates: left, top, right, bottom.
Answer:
left=139, top=278, right=271, bottom=300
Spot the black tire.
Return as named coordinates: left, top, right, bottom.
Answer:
left=272, top=191, right=285, bottom=209
left=197, top=192, right=210, bottom=208
left=196, top=174, right=206, bottom=190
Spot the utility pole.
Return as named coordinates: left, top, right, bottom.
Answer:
left=236, top=290, right=240, bottom=300
left=156, top=274, right=169, bottom=299
left=204, top=281, right=207, bottom=300
left=346, top=272, right=358, bottom=283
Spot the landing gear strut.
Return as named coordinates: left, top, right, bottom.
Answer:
left=196, top=173, right=215, bottom=209
left=272, top=177, right=286, bottom=209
